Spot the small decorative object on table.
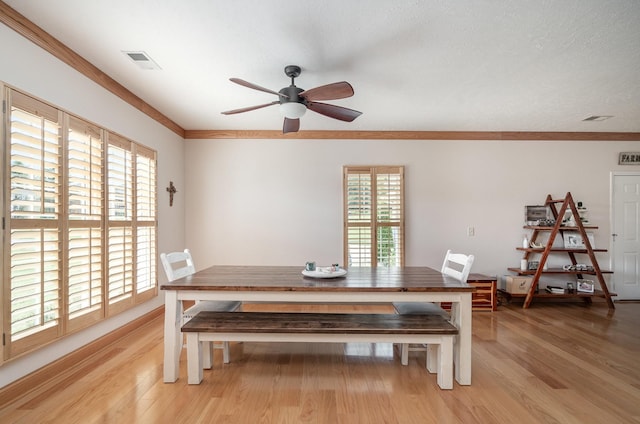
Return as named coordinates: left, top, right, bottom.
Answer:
left=302, top=264, right=347, bottom=278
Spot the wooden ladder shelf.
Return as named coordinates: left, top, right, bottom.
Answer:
left=508, top=192, right=615, bottom=309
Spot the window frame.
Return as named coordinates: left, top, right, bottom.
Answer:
left=343, top=165, right=405, bottom=268
left=2, top=87, right=158, bottom=361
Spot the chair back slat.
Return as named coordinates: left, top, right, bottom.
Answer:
left=440, top=249, right=474, bottom=283
left=160, top=249, right=196, bottom=281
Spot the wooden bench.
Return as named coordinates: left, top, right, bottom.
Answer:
left=182, top=311, right=459, bottom=389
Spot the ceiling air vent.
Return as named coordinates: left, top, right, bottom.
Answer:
left=123, top=51, right=161, bottom=70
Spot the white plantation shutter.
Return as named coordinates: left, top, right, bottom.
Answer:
left=67, top=116, right=102, bottom=221
left=107, top=136, right=133, bottom=221
left=136, top=226, right=156, bottom=295
left=135, top=149, right=157, bottom=299
left=9, top=228, right=61, bottom=345
left=67, top=228, right=102, bottom=320
left=66, top=116, right=104, bottom=331
left=375, top=168, right=404, bottom=267
left=107, top=226, right=134, bottom=306
left=344, top=166, right=404, bottom=267
left=106, top=137, right=134, bottom=314
left=105, top=135, right=158, bottom=314
left=135, top=148, right=155, bottom=220
left=3, top=88, right=157, bottom=360
left=345, top=169, right=373, bottom=266
left=10, top=95, right=60, bottom=220
left=8, top=91, right=62, bottom=356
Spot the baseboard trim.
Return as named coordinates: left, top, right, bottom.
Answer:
left=0, top=306, right=164, bottom=409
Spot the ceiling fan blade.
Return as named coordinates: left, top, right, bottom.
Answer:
left=307, top=102, right=362, bottom=122
left=283, top=118, right=300, bottom=133
left=221, top=101, right=279, bottom=115
left=299, top=81, right=354, bottom=101
left=229, top=78, right=288, bottom=98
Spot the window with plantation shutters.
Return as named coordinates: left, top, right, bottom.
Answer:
left=344, top=166, right=404, bottom=267
left=106, top=137, right=134, bottom=314
left=66, top=115, right=104, bottom=331
left=2, top=87, right=157, bottom=360
left=8, top=91, right=62, bottom=356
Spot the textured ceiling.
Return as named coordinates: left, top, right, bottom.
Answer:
left=4, top=0, right=640, bottom=133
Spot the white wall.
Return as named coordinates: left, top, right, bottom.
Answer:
left=184, top=138, right=640, bottom=278
left=0, top=23, right=185, bottom=387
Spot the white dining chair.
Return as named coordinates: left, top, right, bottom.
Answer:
left=393, top=249, right=474, bottom=365
left=160, top=249, right=241, bottom=363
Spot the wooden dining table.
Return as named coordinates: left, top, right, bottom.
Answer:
left=161, top=265, right=474, bottom=385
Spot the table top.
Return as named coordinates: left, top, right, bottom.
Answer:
left=161, top=265, right=474, bottom=292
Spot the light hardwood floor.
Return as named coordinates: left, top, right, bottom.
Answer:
left=1, top=301, right=638, bottom=424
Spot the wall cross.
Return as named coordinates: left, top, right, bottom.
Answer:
left=166, top=181, right=177, bottom=206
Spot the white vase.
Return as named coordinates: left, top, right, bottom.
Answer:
left=520, top=259, right=528, bottom=271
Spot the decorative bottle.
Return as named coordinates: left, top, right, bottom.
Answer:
left=522, top=235, right=529, bottom=249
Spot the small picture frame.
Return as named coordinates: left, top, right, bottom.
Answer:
left=525, top=205, right=550, bottom=225
left=563, top=231, right=595, bottom=249
left=576, top=279, right=595, bottom=293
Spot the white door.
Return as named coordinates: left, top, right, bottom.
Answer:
left=612, top=173, right=640, bottom=300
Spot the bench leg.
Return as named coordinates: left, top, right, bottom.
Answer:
left=401, top=343, right=409, bottom=366
left=203, top=341, right=213, bottom=369
left=436, top=338, right=454, bottom=390
left=187, top=333, right=204, bottom=385
left=426, top=344, right=438, bottom=373
left=222, top=341, right=230, bottom=364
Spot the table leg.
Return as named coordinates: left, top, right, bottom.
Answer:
left=451, top=293, right=472, bottom=385
left=163, top=291, right=181, bottom=383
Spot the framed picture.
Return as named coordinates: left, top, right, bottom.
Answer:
left=563, top=231, right=595, bottom=249
left=576, top=279, right=595, bottom=293
left=525, top=205, right=550, bottom=225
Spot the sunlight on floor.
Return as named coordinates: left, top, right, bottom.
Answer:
left=344, top=342, right=394, bottom=358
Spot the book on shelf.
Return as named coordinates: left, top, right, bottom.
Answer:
left=545, top=285, right=565, bottom=294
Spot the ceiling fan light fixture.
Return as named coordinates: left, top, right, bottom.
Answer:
left=279, top=102, right=307, bottom=119
left=222, top=65, right=361, bottom=129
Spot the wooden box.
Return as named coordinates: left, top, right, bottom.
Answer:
left=505, top=276, right=533, bottom=294
left=467, top=274, right=497, bottom=311
left=441, top=273, right=497, bottom=311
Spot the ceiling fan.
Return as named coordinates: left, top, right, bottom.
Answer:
left=221, top=65, right=362, bottom=134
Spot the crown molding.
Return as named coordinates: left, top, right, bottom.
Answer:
left=185, top=130, right=640, bottom=141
